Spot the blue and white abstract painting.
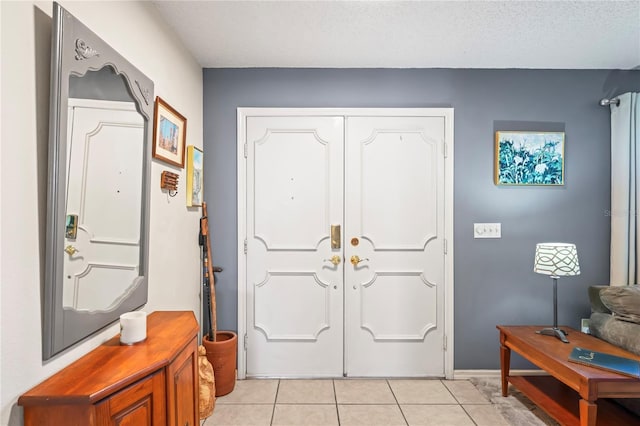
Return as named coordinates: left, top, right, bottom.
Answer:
left=495, top=131, right=564, bottom=185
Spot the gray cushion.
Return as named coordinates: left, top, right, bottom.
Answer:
left=588, top=286, right=640, bottom=417
left=589, top=312, right=640, bottom=356
left=600, top=285, right=640, bottom=324
left=589, top=285, right=611, bottom=314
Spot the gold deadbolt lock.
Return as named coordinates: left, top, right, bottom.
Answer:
left=331, top=225, right=341, bottom=249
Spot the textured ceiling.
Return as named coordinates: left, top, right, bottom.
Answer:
left=152, top=0, right=640, bottom=69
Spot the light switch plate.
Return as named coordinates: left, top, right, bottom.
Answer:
left=474, top=223, right=501, bottom=239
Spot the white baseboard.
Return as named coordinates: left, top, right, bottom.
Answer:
left=453, top=369, right=549, bottom=380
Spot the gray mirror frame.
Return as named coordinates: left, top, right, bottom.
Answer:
left=43, top=3, right=153, bottom=360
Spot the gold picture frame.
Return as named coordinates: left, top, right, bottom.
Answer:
left=186, top=145, right=203, bottom=207
left=152, top=97, right=187, bottom=168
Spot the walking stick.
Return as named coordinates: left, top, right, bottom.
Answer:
left=200, top=202, right=216, bottom=341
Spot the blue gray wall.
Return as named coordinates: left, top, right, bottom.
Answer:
left=203, top=68, right=640, bottom=369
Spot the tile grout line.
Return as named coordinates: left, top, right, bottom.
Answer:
left=442, top=379, right=479, bottom=426
left=333, top=379, right=341, bottom=425
left=269, top=379, right=280, bottom=426
left=459, top=404, right=480, bottom=426
left=386, top=379, right=409, bottom=426
left=441, top=379, right=462, bottom=405
left=448, top=380, right=488, bottom=426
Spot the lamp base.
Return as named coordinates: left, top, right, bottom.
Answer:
left=536, top=327, right=569, bottom=343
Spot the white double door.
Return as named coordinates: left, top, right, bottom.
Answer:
left=244, top=110, right=450, bottom=377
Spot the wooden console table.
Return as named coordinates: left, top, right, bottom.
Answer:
left=19, top=311, right=199, bottom=426
left=498, top=325, right=640, bottom=426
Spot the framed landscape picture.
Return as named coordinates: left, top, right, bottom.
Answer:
left=495, top=131, right=565, bottom=185
left=152, top=97, right=187, bottom=168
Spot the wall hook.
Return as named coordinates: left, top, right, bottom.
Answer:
left=161, top=171, right=179, bottom=195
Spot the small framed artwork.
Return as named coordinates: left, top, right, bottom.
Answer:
left=495, top=131, right=565, bottom=185
left=152, top=97, right=187, bottom=168
left=186, top=145, right=203, bottom=207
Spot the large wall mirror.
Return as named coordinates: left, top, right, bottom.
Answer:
left=43, top=3, right=153, bottom=360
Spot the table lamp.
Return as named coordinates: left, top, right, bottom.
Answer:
left=533, top=242, right=580, bottom=343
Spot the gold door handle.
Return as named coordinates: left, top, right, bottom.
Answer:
left=350, top=255, right=370, bottom=266
left=65, top=245, right=79, bottom=256
left=323, top=255, right=341, bottom=266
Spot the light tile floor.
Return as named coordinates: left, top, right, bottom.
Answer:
left=203, top=379, right=510, bottom=426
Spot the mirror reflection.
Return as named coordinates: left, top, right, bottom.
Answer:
left=43, top=3, right=153, bottom=360
left=63, top=67, right=145, bottom=312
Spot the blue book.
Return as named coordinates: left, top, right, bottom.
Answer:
left=568, top=347, right=640, bottom=378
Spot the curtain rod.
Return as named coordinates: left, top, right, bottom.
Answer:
left=600, top=97, right=620, bottom=107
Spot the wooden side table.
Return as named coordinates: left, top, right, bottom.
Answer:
left=497, top=325, right=640, bottom=426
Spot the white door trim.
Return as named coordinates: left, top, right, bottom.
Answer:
left=237, top=108, right=454, bottom=379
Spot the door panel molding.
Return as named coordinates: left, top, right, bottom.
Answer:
left=254, top=271, right=331, bottom=341
left=255, top=128, right=332, bottom=146
left=238, top=108, right=454, bottom=379
left=358, top=127, right=440, bottom=251
left=78, top=121, right=144, bottom=242
left=360, top=235, right=438, bottom=251
left=70, top=263, right=138, bottom=311
left=360, top=271, right=437, bottom=341
left=253, top=128, right=331, bottom=250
